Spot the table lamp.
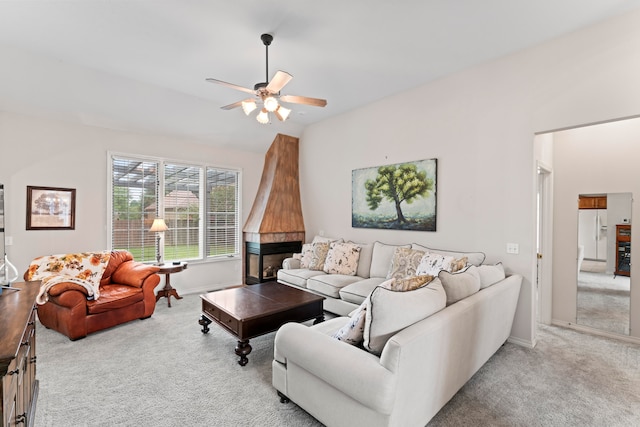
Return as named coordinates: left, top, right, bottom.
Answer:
left=149, top=218, right=168, bottom=265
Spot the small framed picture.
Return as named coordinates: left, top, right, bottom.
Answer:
left=26, top=186, right=76, bottom=230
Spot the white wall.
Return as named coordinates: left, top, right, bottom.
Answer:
left=0, top=112, right=265, bottom=295
left=552, top=118, right=640, bottom=338
left=300, top=9, right=640, bottom=345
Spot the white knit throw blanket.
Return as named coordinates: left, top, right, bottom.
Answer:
left=25, top=251, right=111, bottom=305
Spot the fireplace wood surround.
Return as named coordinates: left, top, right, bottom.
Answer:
left=243, top=134, right=305, bottom=283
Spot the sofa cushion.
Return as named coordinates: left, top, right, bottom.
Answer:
left=353, top=242, right=374, bottom=279
left=477, top=263, right=506, bottom=289
left=312, top=235, right=344, bottom=244
left=363, top=279, right=446, bottom=355
left=386, top=247, right=425, bottom=279
left=308, top=274, right=364, bottom=298
left=438, top=265, right=481, bottom=305
left=331, top=303, right=366, bottom=346
left=300, top=242, right=330, bottom=270
left=87, top=284, right=144, bottom=314
left=323, top=242, right=361, bottom=275
left=412, top=243, right=485, bottom=266
left=277, top=269, right=326, bottom=288
left=339, top=277, right=387, bottom=305
left=369, top=242, right=411, bottom=278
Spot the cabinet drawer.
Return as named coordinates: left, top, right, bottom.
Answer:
left=219, top=311, right=239, bottom=334
left=202, top=303, right=221, bottom=321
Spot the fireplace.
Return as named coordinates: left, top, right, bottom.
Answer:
left=242, top=134, right=306, bottom=284
left=245, top=240, right=302, bottom=284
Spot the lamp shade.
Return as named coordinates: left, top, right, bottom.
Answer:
left=149, top=218, right=168, bottom=232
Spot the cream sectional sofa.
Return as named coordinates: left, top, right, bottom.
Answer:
left=277, top=239, right=486, bottom=316
left=273, top=271, right=523, bottom=427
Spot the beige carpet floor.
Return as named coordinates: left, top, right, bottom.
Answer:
left=35, top=293, right=640, bottom=426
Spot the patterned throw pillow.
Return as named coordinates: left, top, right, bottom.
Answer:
left=415, top=252, right=455, bottom=276
left=382, top=274, right=435, bottom=292
left=300, top=242, right=330, bottom=270
left=332, top=303, right=366, bottom=346
left=386, top=248, right=425, bottom=279
left=450, top=257, right=468, bottom=272
left=323, top=242, right=362, bottom=275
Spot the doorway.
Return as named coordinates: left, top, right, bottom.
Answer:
left=536, top=163, right=552, bottom=326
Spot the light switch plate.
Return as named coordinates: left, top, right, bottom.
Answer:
left=506, top=243, right=519, bottom=254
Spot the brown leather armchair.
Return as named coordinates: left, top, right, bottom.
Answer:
left=25, top=251, right=160, bottom=340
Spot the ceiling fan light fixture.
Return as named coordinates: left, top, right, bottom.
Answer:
left=263, top=96, right=279, bottom=112
left=275, top=105, right=291, bottom=121
left=256, top=108, right=270, bottom=124
left=241, top=99, right=257, bottom=115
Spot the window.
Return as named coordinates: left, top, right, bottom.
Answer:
left=110, top=154, right=240, bottom=263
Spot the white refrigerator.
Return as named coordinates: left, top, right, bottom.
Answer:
left=578, top=209, right=608, bottom=261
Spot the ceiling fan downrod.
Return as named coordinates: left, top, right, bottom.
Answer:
left=261, top=33, right=273, bottom=84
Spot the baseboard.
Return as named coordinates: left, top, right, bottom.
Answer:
left=180, top=282, right=238, bottom=296
left=551, top=319, right=640, bottom=345
left=507, top=335, right=536, bottom=348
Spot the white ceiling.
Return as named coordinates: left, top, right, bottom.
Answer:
left=1, top=1, right=640, bottom=152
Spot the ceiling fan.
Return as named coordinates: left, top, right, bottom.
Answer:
left=206, top=33, right=327, bottom=124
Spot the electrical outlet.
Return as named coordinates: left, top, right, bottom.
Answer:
left=5, top=236, right=12, bottom=246
left=506, top=243, right=519, bottom=254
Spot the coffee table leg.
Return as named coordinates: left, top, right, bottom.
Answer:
left=313, top=314, right=325, bottom=324
left=235, top=340, right=252, bottom=366
left=199, top=315, right=211, bottom=334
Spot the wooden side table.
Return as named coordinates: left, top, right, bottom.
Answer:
left=155, top=262, right=187, bottom=307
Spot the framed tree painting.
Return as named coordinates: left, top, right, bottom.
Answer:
left=352, top=159, right=436, bottom=231
left=26, top=186, right=76, bottom=230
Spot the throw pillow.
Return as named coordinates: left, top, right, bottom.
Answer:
left=323, top=242, right=362, bottom=275
left=386, top=247, right=425, bottom=279
left=411, top=243, right=486, bottom=266
left=363, top=279, right=446, bottom=355
left=477, top=262, right=506, bottom=289
left=438, top=265, right=481, bottom=305
left=369, top=242, right=411, bottom=278
left=300, top=242, right=330, bottom=270
left=382, top=274, right=435, bottom=292
left=450, top=256, right=468, bottom=272
left=332, top=303, right=366, bottom=346
left=415, top=252, right=455, bottom=276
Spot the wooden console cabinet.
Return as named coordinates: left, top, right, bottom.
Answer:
left=0, top=282, right=39, bottom=427
left=615, top=224, right=631, bottom=277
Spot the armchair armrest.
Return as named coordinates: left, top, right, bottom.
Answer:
left=274, top=322, right=396, bottom=414
left=111, top=261, right=160, bottom=288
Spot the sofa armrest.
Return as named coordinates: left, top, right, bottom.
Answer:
left=274, top=322, right=396, bottom=414
left=281, top=257, right=300, bottom=269
left=111, top=261, right=160, bottom=288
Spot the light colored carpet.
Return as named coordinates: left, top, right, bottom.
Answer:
left=577, top=271, right=630, bottom=335
left=35, top=293, right=640, bottom=427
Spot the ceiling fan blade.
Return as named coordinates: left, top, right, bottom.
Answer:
left=221, top=99, right=251, bottom=110
left=266, top=71, right=293, bottom=93
left=280, top=95, right=327, bottom=107
left=206, top=78, right=255, bottom=95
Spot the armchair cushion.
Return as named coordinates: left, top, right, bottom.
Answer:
left=87, top=284, right=144, bottom=314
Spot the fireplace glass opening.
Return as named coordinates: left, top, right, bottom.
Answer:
left=245, top=241, right=302, bottom=284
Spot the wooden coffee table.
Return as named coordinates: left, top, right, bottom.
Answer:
left=198, top=281, right=325, bottom=366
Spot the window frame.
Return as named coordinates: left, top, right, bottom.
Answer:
left=107, top=151, right=242, bottom=264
